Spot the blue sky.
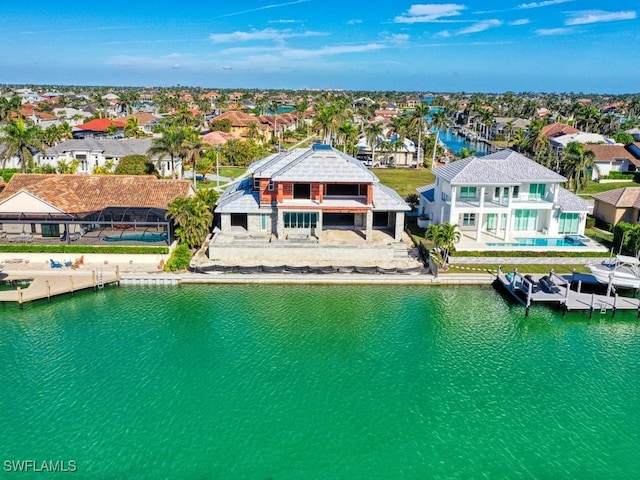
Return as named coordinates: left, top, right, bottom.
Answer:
left=1, top=1, right=638, bottom=93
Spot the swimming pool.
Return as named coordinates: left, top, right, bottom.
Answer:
left=103, top=232, right=168, bottom=243
left=486, top=236, right=587, bottom=247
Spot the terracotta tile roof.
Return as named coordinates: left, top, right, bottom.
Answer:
left=202, top=131, right=235, bottom=145
left=592, top=187, right=640, bottom=209
left=75, top=118, right=126, bottom=132
left=119, top=112, right=160, bottom=125
left=541, top=122, right=579, bottom=138
left=213, top=111, right=259, bottom=127
left=0, top=174, right=193, bottom=213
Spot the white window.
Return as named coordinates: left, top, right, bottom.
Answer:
left=462, top=213, right=476, bottom=226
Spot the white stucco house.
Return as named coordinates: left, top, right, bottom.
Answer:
left=417, top=149, right=590, bottom=244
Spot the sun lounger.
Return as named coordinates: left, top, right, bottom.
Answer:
left=50, top=259, right=63, bottom=269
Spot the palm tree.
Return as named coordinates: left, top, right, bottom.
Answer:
left=147, top=124, right=186, bottom=178
left=0, top=96, right=22, bottom=121
left=364, top=122, right=383, bottom=165
left=429, top=109, right=448, bottom=165
left=166, top=196, right=213, bottom=249
left=561, top=142, right=599, bottom=193
left=293, top=99, right=309, bottom=131
left=424, top=222, right=460, bottom=269
left=246, top=122, right=260, bottom=141
left=0, top=118, right=45, bottom=173
left=504, top=119, right=515, bottom=147
left=337, top=121, right=358, bottom=154
left=124, top=117, right=143, bottom=138
left=411, top=103, right=429, bottom=165
left=180, top=128, right=206, bottom=182
left=624, top=225, right=640, bottom=257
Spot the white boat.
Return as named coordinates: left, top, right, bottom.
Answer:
left=587, top=254, right=640, bottom=289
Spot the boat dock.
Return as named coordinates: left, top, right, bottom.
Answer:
left=0, top=268, right=121, bottom=308
left=495, top=267, right=640, bottom=317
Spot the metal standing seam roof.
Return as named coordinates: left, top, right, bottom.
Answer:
left=372, top=183, right=411, bottom=211
left=251, top=147, right=377, bottom=183
left=433, top=149, right=566, bottom=185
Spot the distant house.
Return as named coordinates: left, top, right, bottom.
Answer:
left=592, top=187, right=640, bottom=227
left=118, top=112, right=162, bottom=135
left=356, top=134, right=417, bottom=168
left=417, top=149, right=590, bottom=242
left=541, top=122, right=579, bottom=139
left=488, top=117, right=530, bottom=141
left=209, top=111, right=262, bottom=138
left=214, top=144, right=410, bottom=242
left=549, top=132, right=614, bottom=157
left=40, top=138, right=179, bottom=177
left=583, top=144, right=640, bottom=179
left=72, top=118, right=126, bottom=139
left=0, top=174, right=194, bottom=242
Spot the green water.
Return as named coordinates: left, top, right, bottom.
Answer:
left=0, top=285, right=639, bottom=479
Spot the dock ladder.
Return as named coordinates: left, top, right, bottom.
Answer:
left=97, top=269, right=104, bottom=290
left=599, top=300, right=607, bottom=314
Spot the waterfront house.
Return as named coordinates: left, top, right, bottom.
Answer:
left=416, top=149, right=590, bottom=243
left=0, top=174, right=193, bottom=243
left=214, top=144, right=410, bottom=242
left=72, top=118, right=126, bottom=139
left=592, top=187, right=640, bottom=227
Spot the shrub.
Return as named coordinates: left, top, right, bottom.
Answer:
left=585, top=216, right=596, bottom=229
left=0, top=244, right=168, bottom=254
left=164, top=243, right=191, bottom=272
left=602, top=171, right=634, bottom=180
left=613, top=221, right=631, bottom=251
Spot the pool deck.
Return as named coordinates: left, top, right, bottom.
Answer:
left=456, top=232, right=608, bottom=253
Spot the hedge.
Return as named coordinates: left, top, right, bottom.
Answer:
left=0, top=245, right=169, bottom=254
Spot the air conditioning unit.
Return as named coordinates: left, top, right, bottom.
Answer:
left=542, top=228, right=548, bottom=235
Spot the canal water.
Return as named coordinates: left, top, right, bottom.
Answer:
left=0, top=284, right=638, bottom=478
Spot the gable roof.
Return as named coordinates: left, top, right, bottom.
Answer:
left=119, top=112, right=161, bottom=126
left=583, top=144, right=640, bottom=166
left=0, top=174, right=193, bottom=213
left=592, top=187, right=640, bottom=209
left=433, top=149, right=566, bottom=185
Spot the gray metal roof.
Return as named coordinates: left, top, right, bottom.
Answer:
left=556, top=187, right=590, bottom=213
left=215, top=178, right=269, bottom=214
left=251, top=146, right=377, bottom=183
left=45, top=138, right=153, bottom=157
left=433, top=149, right=566, bottom=185
left=372, top=183, right=411, bottom=211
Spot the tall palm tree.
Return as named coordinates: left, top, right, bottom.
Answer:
left=0, top=96, right=22, bottom=121
left=337, top=121, right=358, bottom=154
left=411, top=103, right=429, bottom=165
left=293, top=99, right=309, bottom=131
left=147, top=124, right=186, bottom=178
left=561, top=142, right=599, bottom=193
left=364, top=122, right=383, bottom=165
left=429, top=109, right=448, bottom=165
left=166, top=196, right=213, bottom=249
left=0, top=118, right=45, bottom=173
left=180, top=128, right=206, bottom=182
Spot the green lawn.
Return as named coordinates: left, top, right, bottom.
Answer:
left=218, top=167, right=247, bottom=179
left=372, top=167, right=435, bottom=199
left=445, top=263, right=590, bottom=275
left=578, top=180, right=635, bottom=198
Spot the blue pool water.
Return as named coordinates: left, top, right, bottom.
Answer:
left=487, top=237, right=586, bottom=247
left=102, top=232, right=168, bottom=243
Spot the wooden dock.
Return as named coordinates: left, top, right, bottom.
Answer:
left=495, top=268, right=640, bottom=317
left=0, top=268, right=121, bottom=308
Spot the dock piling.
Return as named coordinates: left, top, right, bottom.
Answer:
left=46, top=280, right=51, bottom=303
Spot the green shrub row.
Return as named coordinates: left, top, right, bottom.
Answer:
left=164, top=244, right=191, bottom=271
left=0, top=244, right=169, bottom=254
left=600, top=171, right=636, bottom=180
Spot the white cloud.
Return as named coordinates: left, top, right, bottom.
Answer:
left=281, top=43, right=386, bottom=60
left=268, top=19, right=303, bottom=24
left=456, top=19, right=503, bottom=35
left=216, top=0, right=310, bottom=18
left=509, top=19, right=530, bottom=26
left=435, top=30, right=451, bottom=38
left=519, top=0, right=573, bottom=9
left=565, top=10, right=636, bottom=26
left=395, top=3, right=466, bottom=23
left=535, top=27, right=574, bottom=35
left=347, top=19, right=362, bottom=25
left=209, top=28, right=324, bottom=43
left=388, top=34, right=410, bottom=43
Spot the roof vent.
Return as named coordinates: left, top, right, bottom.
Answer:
left=312, top=143, right=332, bottom=151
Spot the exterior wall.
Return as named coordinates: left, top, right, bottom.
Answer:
left=593, top=201, right=634, bottom=226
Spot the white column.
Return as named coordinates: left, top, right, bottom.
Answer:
left=450, top=186, right=456, bottom=209
left=507, top=186, right=513, bottom=208
left=475, top=213, right=482, bottom=241
left=504, top=212, right=512, bottom=241
left=394, top=212, right=404, bottom=242
left=479, top=186, right=485, bottom=209
left=365, top=210, right=373, bottom=241
left=276, top=210, right=284, bottom=239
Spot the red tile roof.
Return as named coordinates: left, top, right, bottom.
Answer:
left=0, top=174, right=193, bottom=213
left=75, top=118, right=126, bottom=132
left=541, top=122, right=579, bottom=138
